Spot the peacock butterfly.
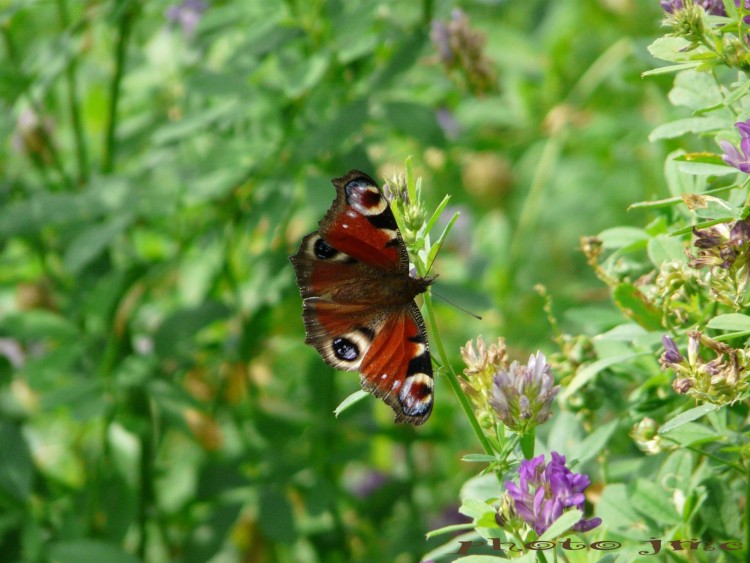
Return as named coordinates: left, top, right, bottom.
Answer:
left=290, top=170, right=435, bottom=425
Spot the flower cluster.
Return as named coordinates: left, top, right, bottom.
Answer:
left=382, top=172, right=425, bottom=250
left=461, top=337, right=559, bottom=434
left=429, top=9, right=496, bottom=96
left=166, top=0, right=207, bottom=38
left=630, top=417, right=672, bottom=455
left=687, top=217, right=750, bottom=307
left=660, top=1, right=750, bottom=62
left=660, top=0, right=727, bottom=15
left=505, top=452, right=601, bottom=536
left=460, top=336, right=508, bottom=427
left=653, top=260, right=704, bottom=326
left=659, top=332, right=749, bottom=404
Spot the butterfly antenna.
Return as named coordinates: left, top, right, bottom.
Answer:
left=430, top=289, right=482, bottom=320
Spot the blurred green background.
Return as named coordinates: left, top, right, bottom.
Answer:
left=0, top=0, right=676, bottom=561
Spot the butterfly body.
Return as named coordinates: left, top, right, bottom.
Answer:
left=291, top=171, right=435, bottom=425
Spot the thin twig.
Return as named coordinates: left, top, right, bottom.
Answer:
left=102, top=2, right=138, bottom=173
left=56, top=0, right=89, bottom=186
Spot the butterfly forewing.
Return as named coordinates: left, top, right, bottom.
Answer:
left=319, top=171, right=409, bottom=273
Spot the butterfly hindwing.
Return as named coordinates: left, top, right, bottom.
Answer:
left=358, top=302, right=434, bottom=425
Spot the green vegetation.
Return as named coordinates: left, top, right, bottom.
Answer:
left=1, top=1, right=746, bottom=562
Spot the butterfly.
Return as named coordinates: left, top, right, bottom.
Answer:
left=290, top=170, right=435, bottom=425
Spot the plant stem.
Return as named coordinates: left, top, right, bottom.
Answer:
left=56, top=0, right=89, bottom=187
left=102, top=1, right=137, bottom=174
left=1, top=27, right=73, bottom=191
left=510, top=136, right=561, bottom=267
left=423, top=291, right=494, bottom=456
left=137, top=390, right=155, bottom=560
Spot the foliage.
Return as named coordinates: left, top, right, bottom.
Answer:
left=428, top=3, right=750, bottom=561
left=4, top=0, right=744, bottom=562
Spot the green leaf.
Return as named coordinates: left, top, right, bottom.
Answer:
left=462, top=454, right=498, bottom=463
left=677, top=161, right=738, bottom=176
left=647, top=234, right=688, bottom=267
left=660, top=404, right=721, bottom=433
left=630, top=479, right=682, bottom=525
left=0, top=179, right=130, bottom=237
left=383, top=102, right=445, bottom=145
left=597, top=227, right=649, bottom=249
left=646, top=37, right=697, bottom=63
left=63, top=215, right=132, bottom=274
left=0, top=310, right=79, bottom=341
left=666, top=422, right=721, bottom=446
left=642, top=61, right=703, bottom=76
left=597, top=483, right=640, bottom=528
left=664, top=150, right=707, bottom=198
left=295, top=99, right=369, bottom=160
left=40, top=379, right=105, bottom=420
left=153, top=301, right=231, bottom=359
left=459, top=498, right=496, bottom=521
left=673, top=152, right=727, bottom=165
left=0, top=423, right=33, bottom=501
left=258, top=488, right=296, bottom=542
left=612, top=283, right=662, bottom=331
left=426, top=209, right=458, bottom=273
left=720, top=77, right=750, bottom=107
left=47, top=541, right=140, bottom=563
left=281, top=52, right=330, bottom=99
left=334, top=390, right=369, bottom=417
left=422, top=194, right=452, bottom=240
left=649, top=117, right=730, bottom=141
left=460, top=473, right=504, bottom=504
left=669, top=69, right=723, bottom=111
left=707, top=313, right=750, bottom=331
left=539, top=509, right=583, bottom=540
left=425, top=523, right=475, bottom=539
left=571, top=419, right=618, bottom=465
left=560, top=352, right=648, bottom=400
left=332, top=9, right=377, bottom=63
left=152, top=100, right=241, bottom=146
left=520, top=430, right=535, bottom=460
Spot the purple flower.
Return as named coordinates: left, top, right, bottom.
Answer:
left=505, top=452, right=601, bottom=536
left=348, top=469, right=389, bottom=499
left=436, top=107, right=461, bottom=140
left=430, top=20, right=453, bottom=65
left=720, top=120, right=750, bottom=173
left=660, top=335, right=684, bottom=368
left=660, top=0, right=727, bottom=15
left=490, top=352, right=560, bottom=433
left=166, top=0, right=207, bottom=38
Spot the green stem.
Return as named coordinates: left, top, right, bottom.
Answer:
left=422, top=291, right=494, bottom=456
left=56, top=0, right=89, bottom=186
left=422, top=0, right=434, bottom=25
left=509, top=136, right=562, bottom=266
left=102, top=2, right=137, bottom=174
left=136, top=390, right=156, bottom=560
left=745, top=461, right=749, bottom=561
